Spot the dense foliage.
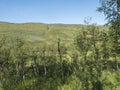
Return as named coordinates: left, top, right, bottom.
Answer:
left=0, top=24, right=120, bottom=90
left=0, top=0, right=120, bottom=89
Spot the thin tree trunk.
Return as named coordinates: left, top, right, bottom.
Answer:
left=33, top=56, right=39, bottom=76
left=42, top=48, right=47, bottom=77
left=58, top=38, right=63, bottom=79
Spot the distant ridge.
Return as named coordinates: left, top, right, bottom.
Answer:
left=0, top=21, right=84, bottom=25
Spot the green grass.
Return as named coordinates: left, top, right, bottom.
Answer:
left=0, top=22, right=106, bottom=46
left=0, top=22, right=84, bottom=44
left=0, top=22, right=120, bottom=90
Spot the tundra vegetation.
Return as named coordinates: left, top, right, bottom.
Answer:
left=0, top=0, right=120, bottom=90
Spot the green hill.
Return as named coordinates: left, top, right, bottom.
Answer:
left=0, top=22, right=104, bottom=45
left=0, top=21, right=106, bottom=53
left=1, top=22, right=120, bottom=90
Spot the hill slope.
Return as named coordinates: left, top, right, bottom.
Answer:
left=0, top=22, right=83, bottom=44
left=0, top=22, right=105, bottom=45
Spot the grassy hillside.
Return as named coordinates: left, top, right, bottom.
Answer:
left=0, top=22, right=107, bottom=48
left=0, top=22, right=120, bottom=90
left=0, top=22, right=82, bottom=44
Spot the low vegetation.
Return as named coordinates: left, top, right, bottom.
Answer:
left=0, top=0, right=120, bottom=89
left=0, top=22, right=120, bottom=90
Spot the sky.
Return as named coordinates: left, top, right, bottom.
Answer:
left=0, top=0, right=106, bottom=24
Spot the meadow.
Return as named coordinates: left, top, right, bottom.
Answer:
left=0, top=22, right=120, bottom=90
